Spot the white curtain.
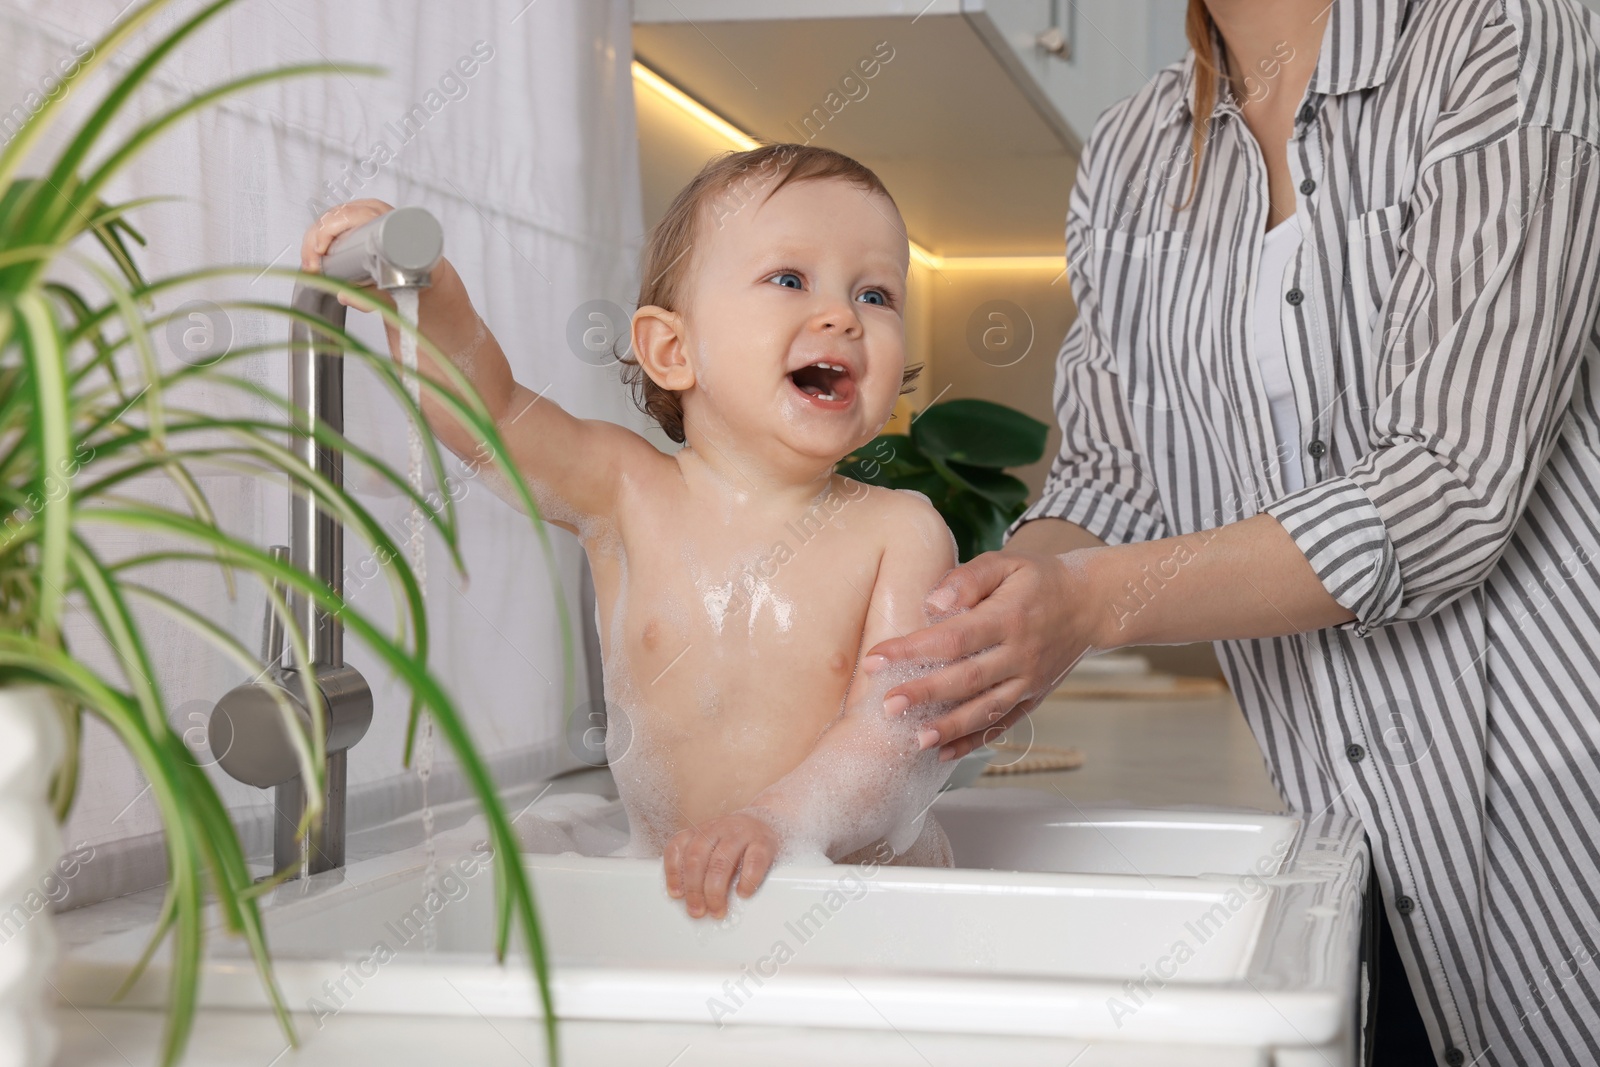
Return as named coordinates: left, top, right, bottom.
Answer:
left=0, top=0, right=643, bottom=905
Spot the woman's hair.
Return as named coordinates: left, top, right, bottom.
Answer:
left=1181, top=0, right=1221, bottom=210
left=622, top=142, right=923, bottom=444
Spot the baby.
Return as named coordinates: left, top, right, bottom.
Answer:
left=303, top=144, right=959, bottom=920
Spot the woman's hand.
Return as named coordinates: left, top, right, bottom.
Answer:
left=863, top=547, right=1109, bottom=761
left=663, top=812, right=781, bottom=920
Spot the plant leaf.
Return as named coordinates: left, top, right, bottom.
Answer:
left=937, top=458, right=1031, bottom=511
left=909, top=397, right=1049, bottom=469
left=12, top=291, right=72, bottom=637
left=943, top=492, right=1015, bottom=560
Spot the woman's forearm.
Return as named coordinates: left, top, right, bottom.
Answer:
left=865, top=512, right=1353, bottom=758
left=1006, top=516, right=1106, bottom=556
left=1080, top=512, right=1354, bottom=649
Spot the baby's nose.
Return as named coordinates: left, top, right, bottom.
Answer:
left=817, top=307, right=861, bottom=334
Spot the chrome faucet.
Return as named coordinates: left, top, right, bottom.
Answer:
left=208, top=207, right=444, bottom=878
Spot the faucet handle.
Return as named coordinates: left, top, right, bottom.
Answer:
left=260, top=544, right=289, bottom=670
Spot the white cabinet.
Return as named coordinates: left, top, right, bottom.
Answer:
left=634, top=0, right=1191, bottom=150
left=978, top=0, right=1189, bottom=146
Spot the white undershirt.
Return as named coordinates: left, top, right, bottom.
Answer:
left=1252, top=216, right=1305, bottom=492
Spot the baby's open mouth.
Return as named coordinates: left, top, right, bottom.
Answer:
left=788, top=361, right=856, bottom=408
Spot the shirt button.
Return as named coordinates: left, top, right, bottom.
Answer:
left=1285, top=288, right=1304, bottom=306
left=1299, top=178, right=1316, bottom=195
left=1345, top=742, right=1365, bottom=762
left=1297, top=103, right=1315, bottom=124
left=1396, top=895, right=1416, bottom=915
left=1307, top=439, right=1327, bottom=459
left=1445, top=1049, right=1465, bottom=1066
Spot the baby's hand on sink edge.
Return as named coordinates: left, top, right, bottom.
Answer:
left=663, top=812, right=781, bottom=920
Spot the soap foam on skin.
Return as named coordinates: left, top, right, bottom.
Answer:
left=452, top=313, right=489, bottom=379
left=522, top=649, right=961, bottom=874
left=476, top=462, right=602, bottom=545
left=744, top=614, right=966, bottom=868
left=700, top=580, right=732, bottom=636
left=680, top=540, right=727, bottom=636
left=751, top=583, right=795, bottom=634
left=730, top=567, right=797, bottom=637
left=685, top=539, right=798, bottom=638
left=596, top=549, right=675, bottom=858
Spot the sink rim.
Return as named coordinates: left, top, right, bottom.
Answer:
left=54, top=793, right=1368, bottom=1048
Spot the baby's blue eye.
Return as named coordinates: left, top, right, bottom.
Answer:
left=858, top=289, right=887, bottom=306
left=771, top=272, right=803, bottom=289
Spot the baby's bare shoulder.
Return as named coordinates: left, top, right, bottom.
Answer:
left=837, top=478, right=957, bottom=570
left=833, top=479, right=956, bottom=634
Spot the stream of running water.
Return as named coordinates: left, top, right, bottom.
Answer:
left=395, top=288, right=439, bottom=950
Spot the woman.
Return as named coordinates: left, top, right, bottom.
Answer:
left=864, top=0, right=1600, bottom=1064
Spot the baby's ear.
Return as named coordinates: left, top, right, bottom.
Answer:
left=631, top=306, right=695, bottom=391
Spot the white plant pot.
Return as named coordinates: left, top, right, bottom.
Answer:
left=0, top=686, right=66, bottom=1067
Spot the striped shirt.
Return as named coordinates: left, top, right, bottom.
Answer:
left=1013, top=0, right=1600, bottom=1063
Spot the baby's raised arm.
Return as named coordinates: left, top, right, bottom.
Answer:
left=303, top=200, right=655, bottom=536
left=663, top=491, right=961, bottom=918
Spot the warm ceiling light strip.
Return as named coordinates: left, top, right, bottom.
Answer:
left=632, top=61, right=761, bottom=150
left=632, top=60, right=1064, bottom=273
left=921, top=252, right=1066, bottom=271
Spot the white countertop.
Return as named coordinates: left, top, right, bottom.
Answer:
left=973, top=686, right=1286, bottom=814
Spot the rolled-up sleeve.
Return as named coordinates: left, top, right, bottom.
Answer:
left=1266, top=126, right=1600, bottom=637
left=1009, top=163, right=1171, bottom=548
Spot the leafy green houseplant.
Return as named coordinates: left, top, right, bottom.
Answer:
left=0, top=1, right=565, bottom=1063
left=839, top=397, right=1049, bottom=561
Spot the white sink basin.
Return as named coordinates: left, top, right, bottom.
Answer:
left=56, top=783, right=1369, bottom=1061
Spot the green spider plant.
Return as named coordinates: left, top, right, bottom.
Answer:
left=0, top=1, right=572, bottom=1063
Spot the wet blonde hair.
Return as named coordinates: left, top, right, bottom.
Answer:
left=622, top=142, right=923, bottom=444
